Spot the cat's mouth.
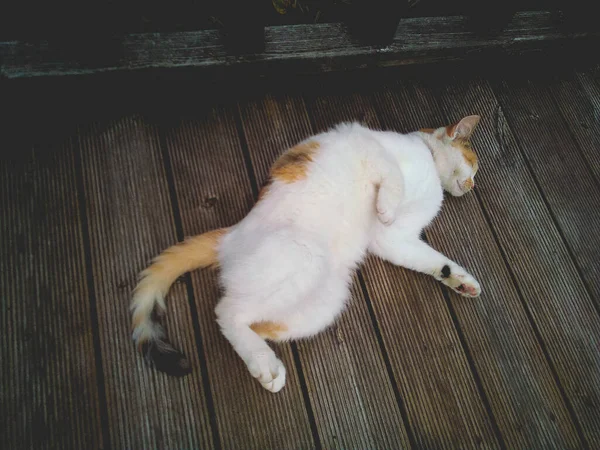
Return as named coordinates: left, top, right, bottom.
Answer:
left=454, top=180, right=470, bottom=196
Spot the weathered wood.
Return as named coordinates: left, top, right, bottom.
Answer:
left=492, top=78, right=600, bottom=307
left=549, top=70, right=600, bottom=204
left=382, top=77, right=589, bottom=448
left=0, top=134, right=105, bottom=448
left=305, top=90, right=501, bottom=448
left=78, top=116, right=215, bottom=448
left=490, top=76, right=600, bottom=445
left=2, top=11, right=599, bottom=79
left=163, top=105, right=316, bottom=449
left=5, top=62, right=600, bottom=449
left=547, top=69, right=600, bottom=307
left=237, top=93, right=412, bottom=449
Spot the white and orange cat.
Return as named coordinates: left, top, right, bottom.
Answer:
left=131, top=116, right=482, bottom=392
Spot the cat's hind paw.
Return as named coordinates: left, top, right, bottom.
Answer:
left=247, top=351, right=286, bottom=393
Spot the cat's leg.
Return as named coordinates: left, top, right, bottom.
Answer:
left=215, top=273, right=348, bottom=392
left=376, top=178, right=403, bottom=226
left=215, top=305, right=287, bottom=393
left=216, top=229, right=329, bottom=392
left=371, top=232, right=481, bottom=297
left=367, top=152, right=404, bottom=225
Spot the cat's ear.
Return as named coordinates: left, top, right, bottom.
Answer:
left=448, top=115, right=481, bottom=141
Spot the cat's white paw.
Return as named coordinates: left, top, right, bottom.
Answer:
left=246, top=351, right=286, bottom=393
left=439, top=265, right=481, bottom=298
left=376, top=185, right=401, bottom=226
left=377, top=208, right=396, bottom=226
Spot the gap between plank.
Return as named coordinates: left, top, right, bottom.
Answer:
left=304, top=99, right=418, bottom=448
left=473, top=188, right=589, bottom=449
left=73, top=134, right=113, bottom=450
left=492, top=82, right=600, bottom=321
left=369, top=94, right=506, bottom=448
left=157, top=126, right=222, bottom=450
left=231, top=106, right=322, bottom=450
left=464, top=88, right=590, bottom=448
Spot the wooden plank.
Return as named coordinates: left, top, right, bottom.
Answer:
left=382, top=77, right=590, bottom=448
left=0, top=135, right=104, bottom=448
left=163, top=106, right=316, bottom=449
left=489, top=77, right=600, bottom=445
left=237, top=93, right=412, bottom=449
left=2, top=11, right=599, bottom=79
left=305, top=89, right=501, bottom=448
left=492, top=77, right=600, bottom=306
left=549, top=70, right=600, bottom=207
left=78, top=115, right=215, bottom=448
left=547, top=69, right=600, bottom=308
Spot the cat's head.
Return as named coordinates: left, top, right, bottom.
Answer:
left=420, top=115, right=481, bottom=197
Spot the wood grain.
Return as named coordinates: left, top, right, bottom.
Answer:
left=0, top=134, right=104, bottom=449
left=545, top=69, right=600, bottom=312
left=492, top=79, right=600, bottom=303
left=163, top=105, right=316, bottom=450
left=489, top=76, right=600, bottom=446
left=548, top=70, right=600, bottom=185
left=384, top=78, right=587, bottom=448
left=78, top=115, right=215, bottom=448
left=305, top=89, right=501, bottom=449
left=237, top=93, right=412, bottom=449
left=2, top=11, right=599, bottom=79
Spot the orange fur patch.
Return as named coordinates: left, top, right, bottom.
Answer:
left=420, top=128, right=436, bottom=134
left=250, top=321, right=288, bottom=340
left=202, top=228, right=228, bottom=268
left=455, top=141, right=478, bottom=167
left=270, top=141, right=319, bottom=183
left=142, top=227, right=227, bottom=280
left=257, top=184, right=270, bottom=202
left=173, top=228, right=227, bottom=269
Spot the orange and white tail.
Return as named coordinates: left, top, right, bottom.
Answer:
left=131, top=228, right=228, bottom=376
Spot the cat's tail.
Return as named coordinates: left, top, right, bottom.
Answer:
left=130, top=228, right=229, bottom=376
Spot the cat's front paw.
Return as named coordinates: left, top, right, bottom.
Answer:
left=377, top=207, right=396, bottom=226
left=246, top=351, right=286, bottom=393
left=376, top=186, right=400, bottom=226
left=438, top=264, right=481, bottom=298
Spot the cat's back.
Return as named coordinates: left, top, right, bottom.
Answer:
left=225, top=124, right=380, bottom=262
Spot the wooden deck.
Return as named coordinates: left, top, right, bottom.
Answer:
left=2, top=65, right=600, bottom=449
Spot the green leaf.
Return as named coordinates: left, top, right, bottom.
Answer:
left=272, top=0, right=291, bottom=14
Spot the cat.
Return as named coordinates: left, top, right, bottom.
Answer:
left=131, top=115, right=482, bottom=392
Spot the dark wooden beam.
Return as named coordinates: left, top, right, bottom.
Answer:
left=2, top=11, right=599, bottom=79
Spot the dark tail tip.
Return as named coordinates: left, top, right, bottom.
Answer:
left=142, top=339, right=192, bottom=377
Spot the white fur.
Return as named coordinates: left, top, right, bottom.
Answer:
left=214, top=121, right=481, bottom=392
